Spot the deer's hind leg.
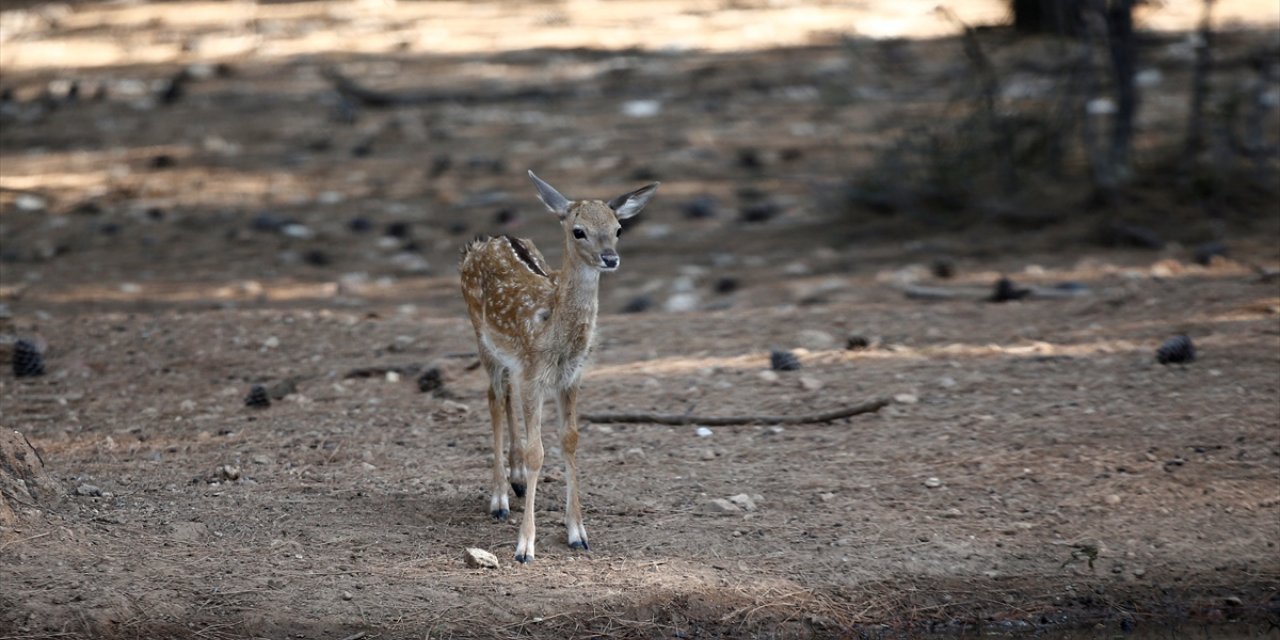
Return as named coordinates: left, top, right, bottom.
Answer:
left=483, top=358, right=511, bottom=521
left=506, top=383, right=526, bottom=498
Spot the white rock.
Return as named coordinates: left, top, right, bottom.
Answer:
left=728, top=494, right=757, bottom=511
left=700, top=498, right=740, bottom=515
left=758, top=370, right=780, bottom=383
left=464, top=547, right=501, bottom=569
left=263, top=336, right=280, bottom=349
left=799, top=376, right=824, bottom=391
left=281, top=223, right=314, bottom=239
left=695, top=426, right=713, bottom=438
left=893, top=393, right=919, bottom=404
left=385, top=371, right=401, bottom=383
left=621, top=100, right=662, bottom=118
left=924, top=477, right=943, bottom=489
left=938, top=376, right=957, bottom=389
left=664, top=292, right=700, bottom=313
left=15, top=194, right=47, bottom=211
left=795, top=329, right=836, bottom=350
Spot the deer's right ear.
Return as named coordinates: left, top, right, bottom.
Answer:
left=528, top=170, right=571, bottom=218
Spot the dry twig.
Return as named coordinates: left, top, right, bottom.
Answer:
left=582, top=397, right=890, bottom=426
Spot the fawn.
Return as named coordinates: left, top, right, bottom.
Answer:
left=459, top=171, right=659, bottom=563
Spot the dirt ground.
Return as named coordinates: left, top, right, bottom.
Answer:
left=2, top=1, right=1279, bottom=638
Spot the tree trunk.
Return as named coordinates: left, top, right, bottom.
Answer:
left=0, top=428, right=64, bottom=526
left=1012, top=0, right=1085, bottom=37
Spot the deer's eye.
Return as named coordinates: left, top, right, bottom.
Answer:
left=572, top=228, right=586, bottom=240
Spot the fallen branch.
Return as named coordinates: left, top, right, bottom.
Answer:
left=581, top=396, right=891, bottom=426
left=322, top=67, right=568, bottom=108
left=901, top=283, right=1089, bottom=302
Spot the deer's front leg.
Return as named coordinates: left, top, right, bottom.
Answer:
left=514, top=383, right=545, bottom=564
left=558, top=387, right=588, bottom=551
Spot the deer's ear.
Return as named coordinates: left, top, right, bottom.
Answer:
left=608, top=182, right=659, bottom=220
left=528, top=170, right=571, bottom=218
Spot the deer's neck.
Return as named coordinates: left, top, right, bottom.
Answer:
left=549, top=258, right=600, bottom=341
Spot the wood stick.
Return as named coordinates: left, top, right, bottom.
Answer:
left=581, top=396, right=891, bottom=426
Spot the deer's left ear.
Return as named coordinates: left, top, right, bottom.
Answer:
left=607, top=183, right=659, bottom=220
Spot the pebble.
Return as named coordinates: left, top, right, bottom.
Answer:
left=728, top=494, right=758, bottom=511
left=219, top=465, right=241, bottom=481
left=758, top=370, right=780, bottom=383
left=795, top=329, right=836, bottom=350
left=76, top=484, right=103, bottom=497
left=664, top=292, right=700, bottom=313
left=770, top=350, right=801, bottom=371
left=894, top=393, right=919, bottom=405
left=464, top=547, right=501, bottom=569
left=923, top=477, right=943, bottom=489
left=251, top=454, right=272, bottom=465
left=939, top=376, right=957, bottom=389
left=695, top=426, right=713, bottom=438
left=700, top=498, right=741, bottom=515
left=1105, top=494, right=1122, bottom=505
left=799, top=376, right=824, bottom=391
left=341, top=591, right=353, bottom=601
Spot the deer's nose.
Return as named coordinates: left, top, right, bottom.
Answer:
left=600, top=252, right=619, bottom=270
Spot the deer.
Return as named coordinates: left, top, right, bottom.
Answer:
left=459, top=170, right=659, bottom=563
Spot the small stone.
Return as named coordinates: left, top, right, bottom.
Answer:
left=894, top=393, right=919, bottom=405
left=440, top=400, right=471, bottom=414
left=417, top=367, right=444, bottom=393
left=770, top=350, right=801, bottom=371
left=795, top=329, right=836, bottom=350
left=1193, top=242, right=1228, bottom=266
left=1104, top=494, right=1122, bottom=505
left=939, top=376, right=957, bottom=389
left=219, top=465, right=241, bottom=481
left=845, top=335, right=871, bottom=350
left=799, top=376, right=824, bottom=391
left=360, top=462, right=377, bottom=472
left=728, top=494, right=757, bottom=511
left=700, top=448, right=717, bottom=461
left=923, top=477, right=943, bottom=489
left=766, top=426, right=785, bottom=435
left=385, top=371, right=401, bottom=383
left=464, top=547, right=501, bottom=569
left=991, top=276, right=1031, bottom=302
left=622, top=295, right=653, bottom=313
left=695, top=426, right=713, bottom=438
left=818, top=492, right=836, bottom=503
left=341, top=591, right=353, bottom=601
left=664, top=292, right=700, bottom=313
left=758, top=370, right=780, bottom=383
left=179, top=399, right=197, bottom=411
left=941, top=507, right=962, bottom=518
left=700, top=498, right=741, bottom=515
left=262, top=336, right=280, bottom=349
left=251, top=454, right=272, bottom=465
left=76, top=484, right=103, bottom=497
left=12, top=338, right=45, bottom=377
left=682, top=196, right=718, bottom=219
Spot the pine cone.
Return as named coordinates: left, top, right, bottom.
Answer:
left=991, top=277, right=1031, bottom=302
left=417, top=367, right=444, bottom=393
left=770, top=350, right=801, bottom=371
left=1156, top=335, right=1196, bottom=365
left=12, top=338, right=45, bottom=377
left=244, top=384, right=271, bottom=408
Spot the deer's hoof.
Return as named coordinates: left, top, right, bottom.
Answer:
left=510, top=482, right=526, bottom=498
left=514, top=553, right=533, bottom=564
left=491, top=508, right=509, bottom=521
left=569, top=540, right=589, bottom=551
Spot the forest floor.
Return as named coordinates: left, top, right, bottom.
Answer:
left=2, top=1, right=1278, bottom=638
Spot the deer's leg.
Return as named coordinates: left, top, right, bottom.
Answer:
left=506, top=383, right=526, bottom=498
left=485, top=365, right=510, bottom=521
left=514, top=379, right=545, bottom=564
left=557, top=386, right=588, bottom=551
